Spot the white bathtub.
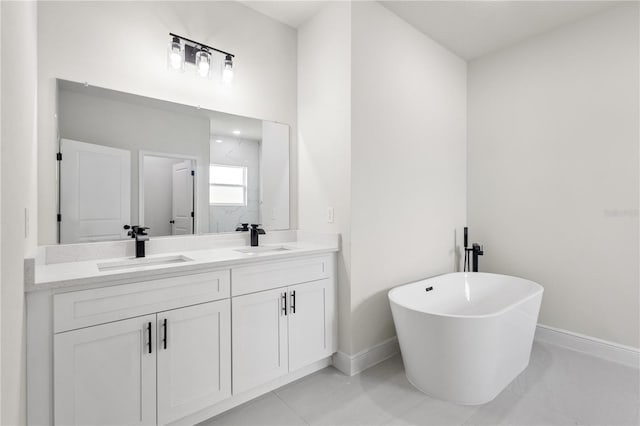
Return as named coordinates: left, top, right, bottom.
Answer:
left=389, top=272, right=543, bottom=405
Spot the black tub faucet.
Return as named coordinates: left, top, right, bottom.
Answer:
left=250, top=224, right=266, bottom=247
left=463, top=227, right=485, bottom=272
left=472, top=243, right=484, bottom=272
left=124, top=225, right=150, bottom=258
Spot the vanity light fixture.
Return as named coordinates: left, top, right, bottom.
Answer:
left=215, top=139, right=223, bottom=143
left=232, top=130, right=241, bottom=135
left=167, top=33, right=234, bottom=83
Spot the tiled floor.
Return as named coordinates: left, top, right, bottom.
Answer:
left=200, top=342, right=640, bottom=426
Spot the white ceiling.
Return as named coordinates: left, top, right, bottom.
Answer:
left=380, top=1, right=621, bottom=60
left=240, top=1, right=326, bottom=28
left=209, top=112, right=263, bottom=141
left=240, top=1, right=622, bottom=60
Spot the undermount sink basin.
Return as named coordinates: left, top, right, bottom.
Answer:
left=234, top=246, right=292, bottom=255
left=98, top=255, right=193, bottom=272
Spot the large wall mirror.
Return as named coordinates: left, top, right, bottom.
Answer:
left=56, top=79, right=290, bottom=244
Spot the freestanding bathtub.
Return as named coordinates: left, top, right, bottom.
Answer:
left=389, top=272, right=543, bottom=405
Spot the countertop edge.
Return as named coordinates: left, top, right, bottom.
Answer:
left=26, top=246, right=339, bottom=293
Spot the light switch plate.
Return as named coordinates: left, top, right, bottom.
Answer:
left=327, top=207, right=334, bottom=223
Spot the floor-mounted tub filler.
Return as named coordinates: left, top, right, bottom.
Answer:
left=389, top=272, right=543, bottom=405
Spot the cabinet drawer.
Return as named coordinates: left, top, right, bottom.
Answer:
left=232, top=255, right=333, bottom=296
left=54, top=270, right=230, bottom=333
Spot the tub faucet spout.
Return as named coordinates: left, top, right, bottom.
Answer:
left=472, top=243, right=484, bottom=272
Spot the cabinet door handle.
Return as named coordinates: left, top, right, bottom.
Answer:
left=281, top=292, right=287, bottom=316
left=290, top=291, right=296, bottom=314
left=162, top=318, right=168, bottom=349
left=146, top=322, right=152, bottom=354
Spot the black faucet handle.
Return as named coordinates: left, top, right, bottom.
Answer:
left=235, top=223, right=250, bottom=232
left=250, top=224, right=266, bottom=234
left=126, top=225, right=150, bottom=237
left=472, top=243, right=484, bottom=255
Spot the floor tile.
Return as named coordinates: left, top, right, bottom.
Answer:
left=508, top=342, right=640, bottom=425
left=276, top=356, right=427, bottom=425
left=200, top=342, right=639, bottom=426
left=463, top=388, right=578, bottom=425
left=384, top=396, right=477, bottom=425
left=199, top=392, right=308, bottom=426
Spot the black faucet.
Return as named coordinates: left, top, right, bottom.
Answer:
left=250, top=224, right=266, bottom=247
left=124, top=225, right=150, bottom=258
left=235, top=223, right=249, bottom=232
left=463, top=227, right=485, bottom=272
left=471, top=243, right=484, bottom=272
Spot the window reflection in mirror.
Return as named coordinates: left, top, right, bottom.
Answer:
left=56, top=79, right=289, bottom=244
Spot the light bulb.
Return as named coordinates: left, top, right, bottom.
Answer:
left=195, top=49, right=211, bottom=78
left=167, top=36, right=184, bottom=71
left=170, top=51, right=182, bottom=69
left=222, top=54, right=234, bottom=84
left=198, top=61, right=210, bottom=76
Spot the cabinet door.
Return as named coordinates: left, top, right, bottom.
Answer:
left=288, top=279, right=336, bottom=371
left=54, top=315, right=156, bottom=426
left=232, top=288, right=289, bottom=394
left=156, top=300, right=231, bottom=425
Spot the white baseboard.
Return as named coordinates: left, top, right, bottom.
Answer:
left=332, top=325, right=639, bottom=379
left=332, top=336, right=400, bottom=376
left=535, top=324, right=639, bottom=368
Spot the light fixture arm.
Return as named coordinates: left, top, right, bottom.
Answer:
left=169, top=33, right=235, bottom=58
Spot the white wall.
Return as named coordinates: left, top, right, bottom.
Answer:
left=1, top=1, right=38, bottom=423
left=58, top=87, right=210, bottom=235
left=143, top=156, right=185, bottom=237
left=298, top=2, right=467, bottom=356
left=350, top=2, right=467, bottom=354
left=38, top=1, right=297, bottom=245
left=298, top=1, right=353, bottom=353
left=468, top=4, right=639, bottom=348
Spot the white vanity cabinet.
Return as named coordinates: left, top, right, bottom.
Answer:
left=288, top=279, right=335, bottom=371
left=55, top=300, right=231, bottom=426
left=232, top=287, right=289, bottom=393
left=232, top=256, right=336, bottom=394
left=52, top=270, right=232, bottom=426
left=54, top=314, right=158, bottom=426
left=30, top=251, right=338, bottom=426
left=156, top=301, right=231, bottom=424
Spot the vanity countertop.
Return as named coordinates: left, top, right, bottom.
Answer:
left=28, top=241, right=338, bottom=292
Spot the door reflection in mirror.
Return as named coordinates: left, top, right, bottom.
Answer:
left=59, top=139, right=131, bottom=244
left=141, top=154, right=195, bottom=237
